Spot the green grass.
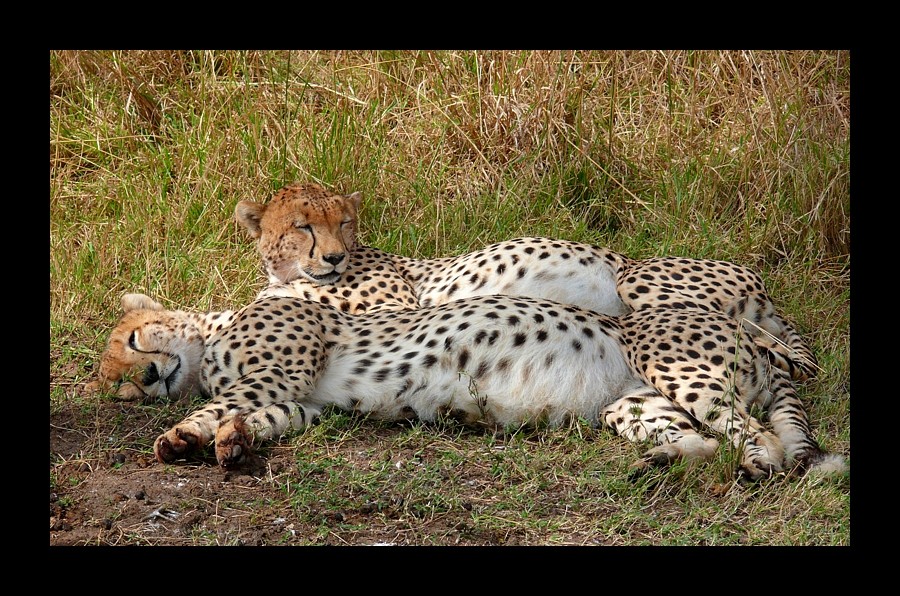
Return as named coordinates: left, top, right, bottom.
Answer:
left=49, top=50, right=850, bottom=546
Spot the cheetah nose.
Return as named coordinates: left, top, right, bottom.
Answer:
left=323, top=253, right=346, bottom=266
left=142, top=362, right=160, bottom=385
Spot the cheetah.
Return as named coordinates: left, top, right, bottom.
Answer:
left=95, top=292, right=846, bottom=480
left=234, top=182, right=361, bottom=285
left=235, top=183, right=818, bottom=381
left=83, top=253, right=420, bottom=401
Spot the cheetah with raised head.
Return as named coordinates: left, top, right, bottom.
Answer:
left=234, top=182, right=361, bottom=285
left=94, top=292, right=846, bottom=480
left=235, top=183, right=818, bottom=381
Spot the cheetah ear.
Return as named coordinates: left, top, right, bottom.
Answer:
left=121, top=293, right=165, bottom=313
left=346, top=191, right=362, bottom=210
left=235, top=200, right=265, bottom=239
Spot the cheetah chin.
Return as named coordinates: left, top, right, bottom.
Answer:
left=301, top=270, right=342, bottom=285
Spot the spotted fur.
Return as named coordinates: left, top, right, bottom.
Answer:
left=234, top=183, right=818, bottom=381
left=94, top=294, right=845, bottom=480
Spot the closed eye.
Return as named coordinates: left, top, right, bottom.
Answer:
left=128, top=330, right=138, bottom=350
left=295, top=222, right=312, bottom=232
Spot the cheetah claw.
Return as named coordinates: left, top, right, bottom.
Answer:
left=215, top=416, right=253, bottom=468
left=154, top=427, right=202, bottom=463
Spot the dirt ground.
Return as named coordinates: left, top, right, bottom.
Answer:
left=50, top=377, right=850, bottom=547
left=49, top=395, right=571, bottom=546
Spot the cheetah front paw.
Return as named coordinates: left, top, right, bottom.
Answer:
left=628, top=436, right=719, bottom=477
left=628, top=444, right=690, bottom=478
left=82, top=379, right=106, bottom=394
left=628, top=449, right=673, bottom=479
left=82, top=379, right=144, bottom=401
left=154, top=426, right=204, bottom=463
left=214, top=415, right=254, bottom=468
left=114, top=381, right=147, bottom=401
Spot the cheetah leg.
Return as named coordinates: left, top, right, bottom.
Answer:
left=154, top=366, right=318, bottom=465
left=728, top=296, right=818, bottom=382
left=601, top=387, right=719, bottom=475
left=760, top=365, right=847, bottom=476
left=154, top=410, right=222, bottom=463
left=663, top=369, right=785, bottom=481
left=214, top=401, right=322, bottom=468
left=751, top=334, right=810, bottom=383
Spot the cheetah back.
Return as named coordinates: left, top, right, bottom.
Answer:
left=616, top=257, right=818, bottom=380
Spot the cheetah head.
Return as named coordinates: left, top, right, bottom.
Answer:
left=86, top=293, right=207, bottom=401
left=235, top=182, right=362, bottom=285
